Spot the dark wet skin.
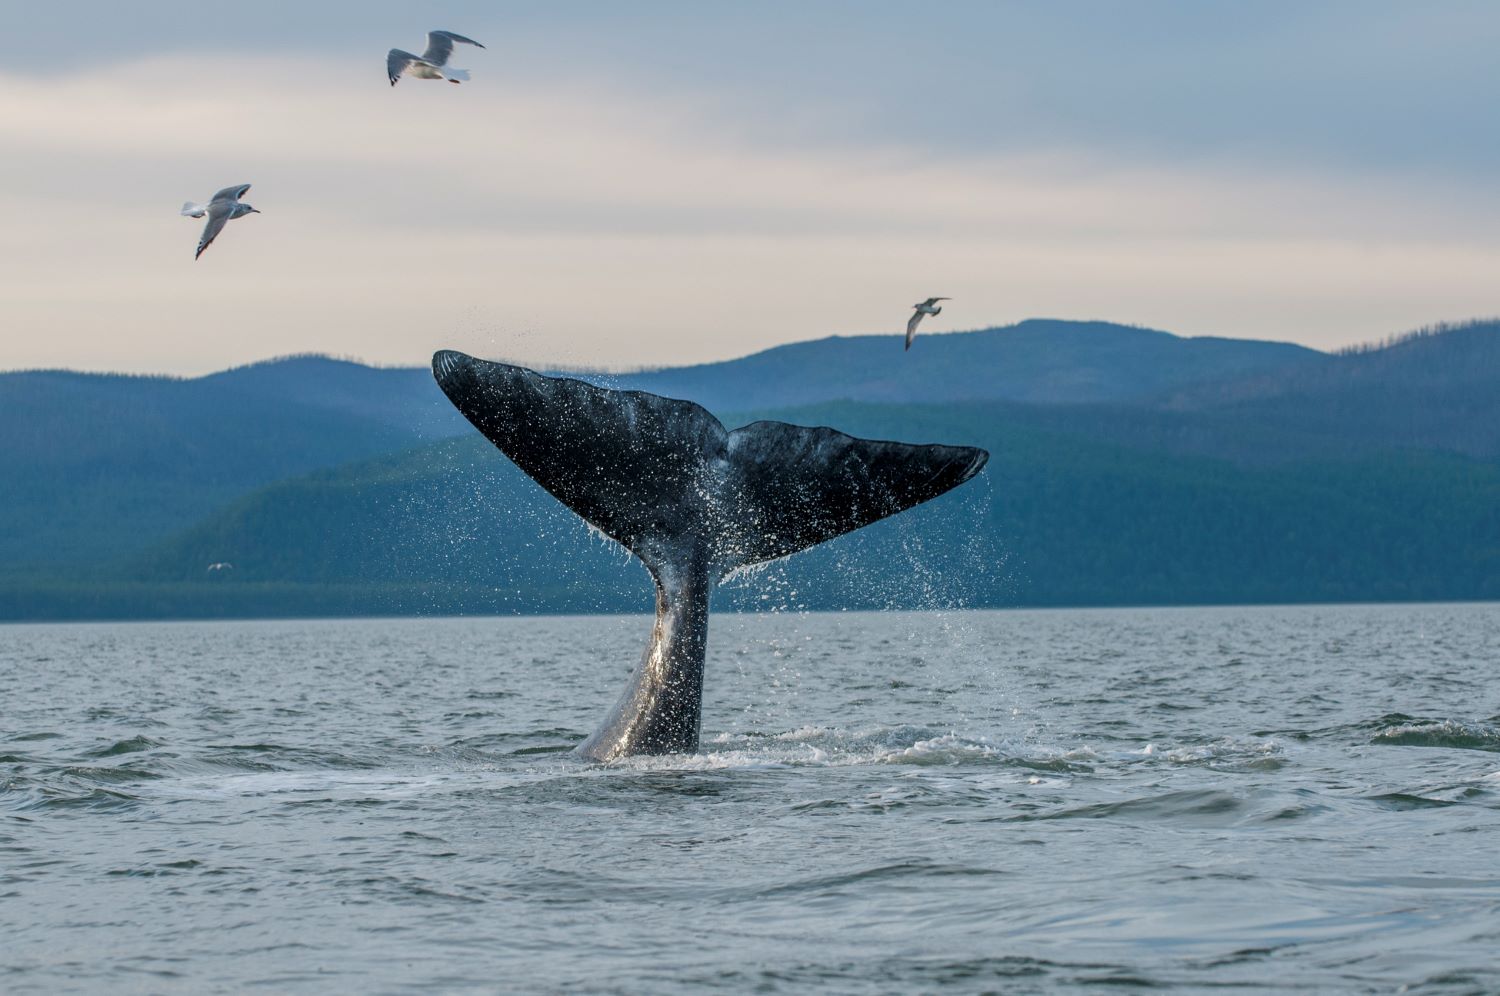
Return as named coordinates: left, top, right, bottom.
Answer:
left=431, top=350, right=988, bottom=759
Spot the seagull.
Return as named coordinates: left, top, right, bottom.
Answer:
left=905, top=297, right=950, bottom=350
left=387, top=30, right=485, bottom=86
left=180, top=184, right=260, bottom=260
left=206, top=562, right=234, bottom=574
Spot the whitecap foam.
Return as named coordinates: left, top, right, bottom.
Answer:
left=154, top=764, right=595, bottom=801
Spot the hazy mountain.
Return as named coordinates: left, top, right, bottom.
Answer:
left=197, top=354, right=466, bottom=437
left=13, top=396, right=1492, bottom=621
left=0, top=320, right=1325, bottom=572
left=0, top=363, right=438, bottom=569
left=610, top=319, right=1323, bottom=410
left=4, top=318, right=1497, bottom=617
left=1162, top=320, right=1500, bottom=459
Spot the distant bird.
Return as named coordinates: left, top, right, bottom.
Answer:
left=387, top=30, right=485, bottom=86
left=181, top=184, right=259, bottom=260
left=905, top=297, right=950, bottom=350
left=206, top=562, right=234, bottom=574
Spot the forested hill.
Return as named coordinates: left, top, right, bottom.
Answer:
left=1162, top=320, right=1500, bottom=458
left=607, top=319, right=1322, bottom=410
left=0, top=363, right=433, bottom=568
left=2, top=318, right=1497, bottom=619
left=88, top=400, right=1499, bottom=621
left=0, top=319, right=1322, bottom=570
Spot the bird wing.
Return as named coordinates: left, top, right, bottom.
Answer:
left=905, top=310, right=925, bottom=349
left=196, top=202, right=233, bottom=259
left=422, top=30, right=484, bottom=66
left=922, top=297, right=950, bottom=307
left=209, top=184, right=250, bottom=204
left=387, top=49, right=421, bottom=84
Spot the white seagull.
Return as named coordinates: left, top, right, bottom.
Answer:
left=387, top=30, right=486, bottom=86
left=905, top=297, right=950, bottom=350
left=206, top=562, right=234, bottom=574
left=181, top=184, right=259, bottom=260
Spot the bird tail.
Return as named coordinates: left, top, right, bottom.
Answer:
left=181, top=201, right=207, bottom=218
left=444, top=68, right=470, bottom=83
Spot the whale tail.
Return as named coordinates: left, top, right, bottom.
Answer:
left=431, top=350, right=988, bottom=759
left=430, top=351, right=987, bottom=581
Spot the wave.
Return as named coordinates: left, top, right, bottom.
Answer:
left=750, top=859, right=1006, bottom=899
left=1, top=720, right=1290, bottom=817
left=618, top=726, right=1285, bottom=777
left=1371, top=719, right=1500, bottom=752
left=84, top=735, right=165, bottom=758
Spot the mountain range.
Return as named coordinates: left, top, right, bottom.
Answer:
left=2, top=318, right=1496, bottom=620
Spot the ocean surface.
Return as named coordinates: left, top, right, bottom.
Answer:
left=3, top=603, right=1499, bottom=993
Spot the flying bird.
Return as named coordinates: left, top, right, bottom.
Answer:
left=206, top=562, right=234, bottom=574
left=181, top=184, right=259, bottom=260
left=905, top=297, right=950, bottom=350
left=387, top=30, right=485, bottom=86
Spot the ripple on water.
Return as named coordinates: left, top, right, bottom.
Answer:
left=84, top=735, right=165, bottom=758
left=17, top=786, right=141, bottom=814
left=1371, top=719, right=1500, bottom=752
left=3, top=606, right=1499, bottom=993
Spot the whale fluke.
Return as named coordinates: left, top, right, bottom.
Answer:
left=432, top=350, right=989, bottom=760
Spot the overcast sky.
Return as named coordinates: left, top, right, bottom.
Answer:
left=4, top=1, right=1499, bottom=374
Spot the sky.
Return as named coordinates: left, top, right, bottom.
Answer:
left=3, top=1, right=1499, bottom=374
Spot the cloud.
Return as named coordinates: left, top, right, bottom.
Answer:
left=2, top=50, right=1498, bottom=374
left=20, top=2, right=1500, bottom=172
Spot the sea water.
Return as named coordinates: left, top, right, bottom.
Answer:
left=3, top=604, right=1498, bottom=992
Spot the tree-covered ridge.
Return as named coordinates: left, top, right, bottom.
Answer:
left=6, top=395, right=1494, bottom=620
left=2, top=319, right=1497, bottom=619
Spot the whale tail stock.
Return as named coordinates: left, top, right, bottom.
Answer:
left=430, top=350, right=989, bottom=759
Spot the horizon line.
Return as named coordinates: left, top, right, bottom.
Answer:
left=4, top=314, right=1496, bottom=380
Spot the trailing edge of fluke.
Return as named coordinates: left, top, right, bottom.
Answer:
left=431, top=349, right=989, bottom=761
